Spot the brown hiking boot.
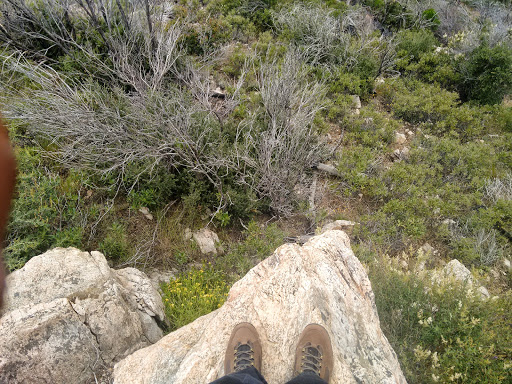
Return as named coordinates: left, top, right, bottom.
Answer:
left=293, top=324, right=333, bottom=383
left=224, top=322, right=262, bottom=374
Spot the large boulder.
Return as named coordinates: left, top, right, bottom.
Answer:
left=114, top=231, right=407, bottom=384
left=0, top=248, right=165, bottom=384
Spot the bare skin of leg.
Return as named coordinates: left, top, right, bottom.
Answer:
left=0, top=116, right=17, bottom=309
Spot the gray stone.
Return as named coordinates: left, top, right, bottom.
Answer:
left=320, top=220, right=357, bottom=233
left=350, top=94, right=362, bottom=109
left=0, top=298, right=98, bottom=384
left=503, top=258, right=511, bottom=270
left=2, top=248, right=111, bottom=313
left=477, top=286, right=490, bottom=299
left=211, top=87, right=226, bottom=98
left=147, top=268, right=177, bottom=293
left=0, top=248, right=165, bottom=384
left=139, top=207, right=154, bottom=220
left=193, top=228, right=221, bottom=255
left=114, top=231, right=407, bottom=384
left=418, top=243, right=437, bottom=257
left=442, top=219, right=456, bottom=226
left=316, top=163, right=342, bottom=177
left=443, top=259, right=473, bottom=283
left=394, top=132, right=407, bottom=144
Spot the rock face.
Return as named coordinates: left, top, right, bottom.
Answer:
left=0, top=248, right=166, bottom=384
left=114, top=231, right=407, bottom=384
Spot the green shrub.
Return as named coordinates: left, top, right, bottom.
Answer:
left=364, top=0, right=415, bottom=31
left=370, top=257, right=512, bottom=384
left=342, top=108, right=397, bottom=149
left=328, top=71, right=370, bottom=98
left=396, top=29, right=438, bottom=69
left=421, top=8, right=440, bottom=29
left=128, top=188, right=158, bottom=210
left=458, top=43, right=512, bottom=105
left=99, top=222, right=128, bottom=261
left=161, top=264, right=230, bottom=331
left=390, top=80, right=458, bottom=124
left=5, top=148, right=86, bottom=270
left=406, top=50, right=459, bottom=87
left=351, top=133, right=509, bottom=254
left=337, top=145, right=385, bottom=197
left=219, top=220, right=284, bottom=277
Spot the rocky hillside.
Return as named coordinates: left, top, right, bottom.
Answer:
left=1, top=0, right=511, bottom=383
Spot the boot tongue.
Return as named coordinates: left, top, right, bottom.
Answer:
left=234, top=343, right=254, bottom=371
left=302, top=345, right=322, bottom=375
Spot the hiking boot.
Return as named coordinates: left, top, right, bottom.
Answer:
left=293, top=324, right=333, bottom=383
left=224, top=322, right=262, bottom=374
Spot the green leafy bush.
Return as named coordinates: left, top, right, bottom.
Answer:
left=99, top=222, right=128, bottom=261
left=161, top=264, right=230, bottom=331
left=5, top=148, right=86, bottom=270
left=369, top=256, right=512, bottom=384
left=396, top=29, right=437, bottom=69
left=219, top=221, right=284, bottom=277
left=458, top=43, right=512, bottom=105
left=388, top=80, right=458, bottom=124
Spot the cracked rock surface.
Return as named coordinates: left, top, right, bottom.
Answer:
left=114, top=230, right=407, bottom=384
left=0, top=247, right=165, bottom=384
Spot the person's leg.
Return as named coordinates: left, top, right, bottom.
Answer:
left=209, top=323, right=267, bottom=384
left=287, top=324, right=333, bottom=384
left=210, top=366, right=267, bottom=384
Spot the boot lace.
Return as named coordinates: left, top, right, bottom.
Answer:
left=233, top=343, right=254, bottom=372
left=300, top=344, right=322, bottom=376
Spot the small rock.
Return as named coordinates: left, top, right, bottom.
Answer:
left=442, top=219, right=456, bottom=226
left=477, top=286, right=490, bottom=299
left=433, top=208, right=440, bottom=215
left=503, top=258, right=511, bottom=270
left=139, top=207, right=153, bottom=221
left=211, top=87, right=225, bottom=98
left=416, top=260, right=426, bottom=272
left=443, top=259, right=472, bottom=283
left=354, top=108, right=360, bottom=115
left=193, top=228, right=221, bottom=255
left=320, top=220, right=357, bottom=233
left=394, top=132, right=407, bottom=144
left=146, top=269, right=177, bottom=293
left=393, top=147, right=410, bottom=161
left=316, top=163, right=341, bottom=177
left=350, top=94, right=362, bottom=109
left=418, top=243, right=436, bottom=256
left=406, top=130, right=414, bottom=136
left=400, top=260, right=408, bottom=270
